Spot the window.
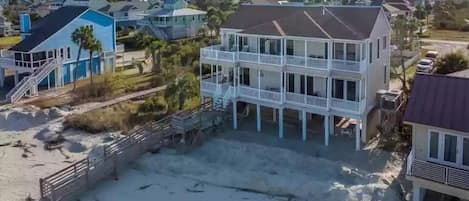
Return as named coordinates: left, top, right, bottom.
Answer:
left=384, top=65, right=387, bottom=84
left=288, top=73, right=294, bottom=92
left=67, top=47, right=71, bottom=59
left=429, top=131, right=439, bottom=159
left=300, top=75, right=305, bottom=94
left=346, top=81, right=357, bottom=101
left=444, top=134, right=457, bottom=163
left=333, top=42, right=344, bottom=60
left=241, top=68, right=250, bottom=86
left=369, top=42, right=372, bottom=64
left=286, top=40, right=294, bottom=56
left=464, top=138, right=469, bottom=166
left=377, top=39, right=380, bottom=59
left=346, top=43, right=356, bottom=61
left=324, top=42, right=329, bottom=59
left=332, top=79, right=344, bottom=99
left=306, top=76, right=314, bottom=96
left=60, top=48, right=64, bottom=58
left=383, top=36, right=387, bottom=49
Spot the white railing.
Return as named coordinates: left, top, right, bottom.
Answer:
left=259, top=89, right=281, bottom=102
left=330, top=60, right=363, bottom=72
left=307, top=95, right=327, bottom=108
left=259, top=54, right=282, bottom=66
left=239, top=86, right=258, bottom=99
left=286, top=92, right=305, bottom=104
left=238, top=51, right=258, bottom=63
left=200, top=45, right=236, bottom=62
left=408, top=153, right=469, bottom=190
left=6, top=58, right=59, bottom=103
left=201, top=80, right=217, bottom=93
left=330, top=98, right=360, bottom=112
left=307, top=57, right=328, bottom=70
left=286, top=55, right=328, bottom=70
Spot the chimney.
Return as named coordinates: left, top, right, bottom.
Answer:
left=20, top=13, right=31, bottom=40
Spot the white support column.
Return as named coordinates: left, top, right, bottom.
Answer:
left=278, top=108, right=284, bottom=139
left=280, top=71, right=284, bottom=103
left=0, top=68, right=4, bottom=88
left=412, top=183, right=422, bottom=201
left=273, top=108, right=277, bottom=122
left=327, top=77, right=332, bottom=109
left=256, top=104, right=261, bottom=132
left=362, top=116, right=367, bottom=143
left=304, top=74, right=307, bottom=103
left=233, top=100, right=238, bottom=129
left=14, top=70, right=19, bottom=85
left=304, top=40, right=307, bottom=67
left=257, top=69, right=261, bottom=99
left=359, top=79, right=363, bottom=112
left=355, top=119, right=361, bottom=151
left=327, top=41, right=333, bottom=69
left=47, top=74, right=50, bottom=90
left=215, top=65, right=219, bottom=85
left=324, top=115, right=329, bottom=146
left=329, top=115, right=335, bottom=136
left=302, top=110, right=307, bottom=141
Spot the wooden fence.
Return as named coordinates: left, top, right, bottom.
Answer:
left=39, top=101, right=218, bottom=201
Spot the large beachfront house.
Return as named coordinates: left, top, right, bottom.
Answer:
left=199, top=5, right=391, bottom=150
left=137, top=0, right=207, bottom=40
left=405, top=74, right=469, bottom=201
left=0, top=6, right=116, bottom=102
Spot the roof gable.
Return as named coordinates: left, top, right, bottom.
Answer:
left=404, top=74, right=469, bottom=134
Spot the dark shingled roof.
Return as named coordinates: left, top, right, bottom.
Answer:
left=404, top=74, right=469, bottom=134
left=223, top=5, right=381, bottom=40
left=10, top=6, right=89, bottom=52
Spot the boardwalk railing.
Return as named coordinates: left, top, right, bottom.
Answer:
left=39, top=102, right=217, bottom=201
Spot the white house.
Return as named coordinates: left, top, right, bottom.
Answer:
left=405, top=74, right=469, bottom=201
left=199, top=5, right=391, bottom=151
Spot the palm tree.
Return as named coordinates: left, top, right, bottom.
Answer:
left=71, top=26, right=93, bottom=90
left=85, top=38, right=102, bottom=88
left=145, top=39, right=167, bottom=72
left=164, top=73, right=199, bottom=111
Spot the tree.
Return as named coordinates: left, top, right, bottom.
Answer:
left=84, top=38, right=102, bottom=89
left=415, top=4, right=426, bottom=20
left=434, top=51, right=469, bottom=74
left=71, top=26, right=94, bottom=90
left=145, top=39, right=168, bottom=72
left=164, top=73, right=199, bottom=111
left=392, top=15, right=417, bottom=93
left=424, top=0, right=432, bottom=25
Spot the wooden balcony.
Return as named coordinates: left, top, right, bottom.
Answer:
left=407, top=150, right=469, bottom=191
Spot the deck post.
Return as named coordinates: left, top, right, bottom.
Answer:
left=278, top=108, right=284, bottom=139
left=362, top=117, right=367, bottom=143
left=256, top=104, right=261, bottom=132
left=14, top=70, right=19, bottom=85
left=329, top=115, right=335, bottom=136
left=302, top=110, right=306, bottom=141
left=324, top=115, right=329, bottom=146
left=355, top=119, right=361, bottom=151
left=0, top=68, right=4, bottom=88
left=233, top=100, right=237, bottom=129
left=412, top=183, right=423, bottom=201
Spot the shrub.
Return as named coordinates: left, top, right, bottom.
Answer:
left=151, top=75, right=165, bottom=87
left=139, top=96, right=167, bottom=114
left=435, top=51, right=469, bottom=74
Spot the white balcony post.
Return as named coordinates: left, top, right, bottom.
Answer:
left=256, top=104, right=261, bottom=132
left=14, top=70, right=19, bottom=85
left=233, top=100, right=238, bottom=129
left=302, top=110, right=307, bottom=141
left=327, top=41, right=333, bottom=69
left=279, top=108, right=284, bottom=139
left=324, top=115, right=329, bottom=146
left=359, top=79, right=362, bottom=112
left=258, top=37, right=261, bottom=64
left=215, top=65, right=218, bottom=85
left=304, top=40, right=308, bottom=68
left=257, top=69, right=261, bottom=99
left=304, top=74, right=307, bottom=104
left=280, top=71, right=284, bottom=103
left=355, top=119, right=361, bottom=151
left=327, top=77, right=332, bottom=110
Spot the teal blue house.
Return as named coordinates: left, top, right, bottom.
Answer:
left=0, top=6, right=116, bottom=102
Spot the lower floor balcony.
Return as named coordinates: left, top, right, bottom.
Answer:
left=285, top=92, right=327, bottom=109
left=407, top=150, right=469, bottom=191
left=238, top=85, right=282, bottom=103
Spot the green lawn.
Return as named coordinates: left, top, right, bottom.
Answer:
left=0, top=36, right=21, bottom=48
left=429, top=29, right=469, bottom=42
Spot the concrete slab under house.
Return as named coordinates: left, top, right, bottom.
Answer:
left=199, top=5, right=392, bottom=151
left=0, top=6, right=116, bottom=103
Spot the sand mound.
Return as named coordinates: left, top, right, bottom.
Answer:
left=0, top=106, right=67, bottom=131
left=138, top=139, right=402, bottom=201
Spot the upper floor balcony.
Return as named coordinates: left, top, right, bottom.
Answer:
left=407, top=149, right=469, bottom=191
left=0, top=50, right=59, bottom=72
left=200, top=34, right=368, bottom=74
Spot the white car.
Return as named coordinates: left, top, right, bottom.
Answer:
left=425, top=51, right=439, bottom=61
left=416, top=59, right=434, bottom=73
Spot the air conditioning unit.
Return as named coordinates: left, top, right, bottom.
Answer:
left=376, top=89, right=403, bottom=111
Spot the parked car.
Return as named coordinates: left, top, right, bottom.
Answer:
left=416, top=59, right=434, bottom=73
left=424, top=51, right=439, bottom=61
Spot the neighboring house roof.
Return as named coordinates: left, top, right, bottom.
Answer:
left=147, top=7, right=206, bottom=17
left=386, top=3, right=414, bottom=11
left=223, top=5, right=382, bottom=40
left=98, top=0, right=156, bottom=13
left=10, top=6, right=89, bottom=52
left=404, top=74, right=469, bottom=134
left=382, top=3, right=401, bottom=13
